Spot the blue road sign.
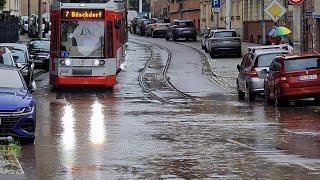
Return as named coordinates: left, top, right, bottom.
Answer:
left=212, top=0, right=221, bottom=8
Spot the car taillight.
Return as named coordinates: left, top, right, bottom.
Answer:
left=249, top=66, right=258, bottom=77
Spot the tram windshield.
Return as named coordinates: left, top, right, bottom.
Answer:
left=60, top=21, right=104, bottom=58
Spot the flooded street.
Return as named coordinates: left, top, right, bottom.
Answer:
left=9, top=36, right=320, bottom=179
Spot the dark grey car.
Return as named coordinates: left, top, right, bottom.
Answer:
left=166, top=20, right=197, bottom=41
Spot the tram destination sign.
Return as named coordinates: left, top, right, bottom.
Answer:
left=61, top=9, right=104, bottom=19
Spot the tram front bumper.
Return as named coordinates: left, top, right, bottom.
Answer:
left=50, top=75, right=116, bottom=87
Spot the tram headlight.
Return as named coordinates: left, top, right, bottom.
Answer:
left=99, top=60, right=106, bottom=66
left=94, top=60, right=100, bottom=66
left=65, top=59, right=71, bottom=66
left=60, top=59, right=66, bottom=66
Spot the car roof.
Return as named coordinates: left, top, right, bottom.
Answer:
left=173, top=20, right=193, bottom=23
left=0, top=43, right=27, bottom=51
left=278, top=53, right=320, bottom=60
left=0, top=64, right=19, bottom=70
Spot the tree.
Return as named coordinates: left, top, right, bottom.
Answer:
left=0, top=0, right=6, bottom=11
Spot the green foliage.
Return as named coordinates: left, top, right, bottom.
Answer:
left=0, top=0, right=6, bottom=11
left=0, top=143, right=22, bottom=158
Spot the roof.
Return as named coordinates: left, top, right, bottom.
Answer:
left=0, top=43, right=27, bottom=51
left=0, top=64, right=19, bottom=70
left=173, top=19, right=193, bottom=22
left=278, top=53, right=320, bottom=60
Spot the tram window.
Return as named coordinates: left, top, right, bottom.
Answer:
left=107, top=21, right=113, bottom=58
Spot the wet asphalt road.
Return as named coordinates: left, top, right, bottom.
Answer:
left=6, top=35, right=320, bottom=179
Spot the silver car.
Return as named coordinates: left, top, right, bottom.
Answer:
left=207, top=30, right=241, bottom=58
left=236, top=45, right=289, bottom=101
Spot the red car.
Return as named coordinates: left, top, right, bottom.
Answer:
left=264, top=54, right=320, bottom=105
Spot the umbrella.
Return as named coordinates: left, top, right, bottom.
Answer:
left=268, top=26, right=292, bottom=36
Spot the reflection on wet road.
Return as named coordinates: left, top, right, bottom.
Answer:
left=12, top=37, right=320, bottom=179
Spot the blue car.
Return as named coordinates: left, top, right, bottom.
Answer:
left=0, top=65, right=36, bottom=141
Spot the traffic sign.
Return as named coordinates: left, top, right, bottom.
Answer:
left=288, top=0, right=304, bottom=5
left=264, top=0, right=287, bottom=23
left=212, top=0, right=221, bottom=8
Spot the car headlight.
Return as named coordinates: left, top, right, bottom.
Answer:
left=16, top=106, right=34, bottom=114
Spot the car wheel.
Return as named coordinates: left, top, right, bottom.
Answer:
left=237, top=82, right=245, bottom=100
left=205, top=47, right=208, bottom=53
left=166, top=34, right=170, bottom=41
left=192, top=36, right=197, bottom=41
left=201, top=44, right=205, bottom=50
left=152, top=32, right=156, bottom=38
left=173, top=35, right=177, bottom=41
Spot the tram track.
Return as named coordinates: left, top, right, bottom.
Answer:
left=129, top=40, right=195, bottom=104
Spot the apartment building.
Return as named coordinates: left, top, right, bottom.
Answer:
left=169, top=0, right=201, bottom=32
left=20, top=0, right=52, bottom=16
left=3, top=0, right=20, bottom=16
left=150, top=0, right=169, bottom=18
left=200, top=0, right=243, bottom=34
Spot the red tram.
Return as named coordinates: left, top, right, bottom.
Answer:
left=49, top=0, right=127, bottom=88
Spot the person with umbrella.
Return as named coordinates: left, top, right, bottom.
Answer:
left=267, top=26, right=292, bottom=45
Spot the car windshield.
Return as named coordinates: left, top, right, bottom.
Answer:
left=11, top=49, right=26, bottom=63
left=215, top=31, right=237, bottom=38
left=284, top=57, right=320, bottom=72
left=29, top=41, right=50, bottom=51
left=178, top=22, right=194, bottom=27
left=255, top=53, right=284, bottom=67
left=61, top=21, right=104, bottom=58
left=0, top=69, right=24, bottom=89
left=0, top=48, right=14, bottom=66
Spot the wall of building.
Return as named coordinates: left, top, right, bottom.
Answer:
left=3, top=0, right=20, bottom=16
left=20, top=0, right=52, bottom=16
left=169, top=0, right=201, bottom=32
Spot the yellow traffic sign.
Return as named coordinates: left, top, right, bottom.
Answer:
left=264, top=0, right=287, bottom=22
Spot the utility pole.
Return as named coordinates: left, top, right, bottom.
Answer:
left=262, top=0, right=266, bottom=44
left=28, top=0, right=31, bottom=33
left=179, top=0, right=183, bottom=20
left=38, top=0, right=43, bottom=38
left=226, top=0, right=231, bottom=29
left=139, top=0, right=142, bottom=13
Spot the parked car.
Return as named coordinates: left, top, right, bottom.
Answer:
left=0, top=43, right=35, bottom=85
left=0, top=47, right=17, bottom=67
left=264, top=53, right=320, bottom=105
left=0, top=65, right=36, bottom=141
left=146, top=22, right=171, bottom=38
left=236, top=45, right=289, bottom=101
left=19, top=16, right=29, bottom=35
left=207, top=29, right=241, bottom=58
left=166, top=20, right=197, bottom=41
left=27, top=38, right=50, bottom=70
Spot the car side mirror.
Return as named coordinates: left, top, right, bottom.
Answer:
left=28, top=80, right=36, bottom=93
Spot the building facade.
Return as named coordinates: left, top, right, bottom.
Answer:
left=20, top=0, right=52, bottom=16
left=150, top=0, right=169, bottom=19
left=169, top=0, right=201, bottom=32
left=3, top=0, right=20, bottom=16
left=200, top=0, right=243, bottom=35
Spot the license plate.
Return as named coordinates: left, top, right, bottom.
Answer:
left=183, top=31, right=191, bottom=33
left=222, top=41, right=231, bottom=44
left=299, top=74, right=317, bottom=81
